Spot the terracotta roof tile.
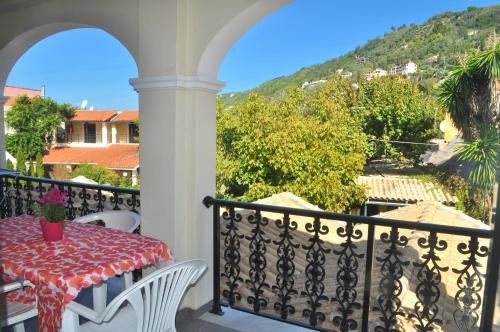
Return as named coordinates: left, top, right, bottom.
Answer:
left=43, top=144, right=139, bottom=169
left=356, top=175, right=457, bottom=205
left=112, top=111, right=139, bottom=122
left=3, top=85, right=43, bottom=106
left=70, top=110, right=118, bottom=122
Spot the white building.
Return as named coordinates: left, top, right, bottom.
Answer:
left=365, top=68, right=387, bottom=81
left=389, top=61, right=418, bottom=76
left=336, top=68, right=352, bottom=78
left=301, top=79, right=327, bottom=89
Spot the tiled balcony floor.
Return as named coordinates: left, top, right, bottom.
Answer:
left=178, top=308, right=313, bottom=332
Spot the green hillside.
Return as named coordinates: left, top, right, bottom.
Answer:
left=221, top=5, right=500, bottom=106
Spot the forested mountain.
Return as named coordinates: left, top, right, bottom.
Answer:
left=221, top=5, right=500, bottom=106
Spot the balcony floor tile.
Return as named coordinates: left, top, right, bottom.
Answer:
left=178, top=308, right=313, bottom=332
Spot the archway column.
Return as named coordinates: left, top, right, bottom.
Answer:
left=130, top=75, right=224, bottom=310
left=0, top=96, right=8, bottom=168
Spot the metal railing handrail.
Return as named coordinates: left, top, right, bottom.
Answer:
left=1, top=174, right=139, bottom=195
left=203, top=196, right=493, bottom=238
left=0, top=174, right=140, bottom=221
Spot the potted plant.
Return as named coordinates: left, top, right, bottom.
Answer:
left=36, top=188, right=68, bottom=241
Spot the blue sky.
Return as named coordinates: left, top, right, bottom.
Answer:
left=6, top=0, right=499, bottom=109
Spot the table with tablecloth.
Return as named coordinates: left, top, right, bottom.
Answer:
left=0, top=215, right=173, bottom=332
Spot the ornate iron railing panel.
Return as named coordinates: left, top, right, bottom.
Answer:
left=203, top=196, right=495, bottom=332
left=374, top=226, right=409, bottom=332
left=0, top=174, right=140, bottom=221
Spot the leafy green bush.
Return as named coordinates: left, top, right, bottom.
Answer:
left=36, top=153, right=45, bottom=178
left=419, top=169, right=485, bottom=220
left=72, top=163, right=122, bottom=186
left=5, top=96, right=75, bottom=158
left=15, top=150, right=27, bottom=175
left=217, top=79, right=367, bottom=211
left=5, top=159, right=14, bottom=170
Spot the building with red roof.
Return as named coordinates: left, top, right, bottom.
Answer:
left=44, top=144, right=139, bottom=170
left=2, top=86, right=140, bottom=184
left=51, top=109, right=140, bottom=184
left=61, top=109, right=139, bottom=145
left=3, top=85, right=44, bottom=106
left=3, top=85, right=45, bottom=135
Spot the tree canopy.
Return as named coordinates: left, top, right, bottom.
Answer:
left=356, top=76, right=443, bottom=162
left=217, top=78, right=367, bottom=211
left=5, top=96, right=75, bottom=159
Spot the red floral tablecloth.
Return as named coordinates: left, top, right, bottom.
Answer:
left=0, top=215, right=174, bottom=332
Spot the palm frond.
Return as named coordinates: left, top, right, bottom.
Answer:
left=468, top=42, right=500, bottom=79
left=456, top=126, right=498, bottom=190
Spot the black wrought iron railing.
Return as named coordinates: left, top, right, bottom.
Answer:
left=203, top=196, right=497, bottom=332
left=0, top=174, right=140, bottom=220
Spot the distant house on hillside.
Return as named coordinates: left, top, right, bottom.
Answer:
left=356, top=175, right=457, bottom=215
left=389, top=61, right=417, bottom=76
left=301, top=80, right=327, bottom=89
left=355, top=55, right=371, bottom=65
left=365, top=68, right=387, bottom=80
left=335, top=69, right=353, bottom=78
left=45, top=109, right=140, bottom=184
left=3, top=85, right=45, bottom=134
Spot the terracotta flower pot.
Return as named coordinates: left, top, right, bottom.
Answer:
left=40, top=218, right=64, bottom=242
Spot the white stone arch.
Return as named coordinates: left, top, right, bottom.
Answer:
left=0, top=22, right=138, bottom=90
left=197, top=0, right=293, bottom=81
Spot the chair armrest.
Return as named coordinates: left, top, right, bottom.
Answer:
left=66, top=301, right=103, bottom=324
left=0, top=280, right=34, bottom=294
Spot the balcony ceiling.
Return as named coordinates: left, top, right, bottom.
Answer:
left=0, top=0, right=52, bottom=12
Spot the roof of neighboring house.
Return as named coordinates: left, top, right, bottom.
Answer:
left=71, top=175, right=98, bottom=185
left=3, top=85, right=43, bottom=106
left=374, top=201, right=490, bottom=330
left=68, top=110, right=139, bottom=122
left=112, top=111, right=139, bottom=122
left=69, top=110, right=119, bottom=122
left=356, top=175, right=457, bottom=205
left=43, top=144, right=139, bottom=170
left=378, top=200, right=489, bottom=230
left=254, top=192, right=322, bottom=211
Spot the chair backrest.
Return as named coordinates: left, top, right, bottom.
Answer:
left=101, top=260, right=207, bottom=332
left=73, top=210, right=141, bottom=232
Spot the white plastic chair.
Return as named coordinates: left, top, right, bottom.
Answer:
left=73, top=210, right=142, bottom=312
left=0, top=281, right=38, bottom=332
left=62, top=260, right=208, bottom=332
left=73, top=210, right=141, bottom=233
left=73, top=210, right=141, bottom=312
